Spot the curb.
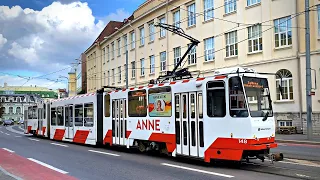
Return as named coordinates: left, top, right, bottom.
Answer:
left=276, top=139, right=320, bottom=145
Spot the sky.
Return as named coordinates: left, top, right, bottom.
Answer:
left=0, top=0, right=145, bottom=91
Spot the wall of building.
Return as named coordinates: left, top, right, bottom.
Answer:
left=84, top=0, right=320, bottom=134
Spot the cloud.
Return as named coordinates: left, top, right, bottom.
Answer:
left=0, top=34, right=7, bottom=49
left=0, top=2, right=131, bottom=90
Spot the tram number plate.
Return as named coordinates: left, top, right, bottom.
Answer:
left=238, top=139, right=248, bottom=144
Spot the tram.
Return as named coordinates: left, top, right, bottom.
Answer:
left=24, top=23, right=283, bottom=163
left=24, top=66, right=283, bottom=163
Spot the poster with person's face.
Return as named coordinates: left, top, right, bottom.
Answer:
left=148, top=93, right=172, bottom=117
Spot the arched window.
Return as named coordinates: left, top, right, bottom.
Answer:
left=276, top=69, right=293, bottom=100
left=16, top=107, right=21, bottom=114
left=9, top=107, right=13, bottom=114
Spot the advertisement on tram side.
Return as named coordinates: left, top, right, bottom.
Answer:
left=148, top=93, right=172, bottom=117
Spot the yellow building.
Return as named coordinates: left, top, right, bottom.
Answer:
left=84, top=0, right=320, bottom=134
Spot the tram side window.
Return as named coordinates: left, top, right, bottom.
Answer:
left=128, top=90, right=147, bottom=117
left=148, top=86, right=172, bottom=117
left=69, top=106, right=73, bottom=127
left=229, top=77, right=248, bottom=117
left=57, top=106, right=64, bottom=126
left=175, top=95, right=180, bottom=118
left=207, top=81, right=226, bottom=117
left=104, top=94, right=110, bottom=117
left=51, top=108, right=57, bottom=125
left=75, top=104, right=83, bottom=126
left=84, top=103, right=94, bottom=127
left=28, top=107, right=32, bottom=119
left=198, top=93, right=203, bottom=119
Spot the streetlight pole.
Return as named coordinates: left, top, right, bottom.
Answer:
left=305, top=0, right=312, bottom=139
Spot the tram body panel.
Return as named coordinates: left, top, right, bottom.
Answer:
left=50, top=93, right=97, bottom=145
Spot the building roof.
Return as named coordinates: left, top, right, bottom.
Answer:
left=84, top=14, right=134, bottom=54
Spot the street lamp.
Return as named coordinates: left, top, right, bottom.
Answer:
left=59, top=75, right=69, bottom=97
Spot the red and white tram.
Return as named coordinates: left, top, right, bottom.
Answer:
left=24, top=67, right=283, bottom=163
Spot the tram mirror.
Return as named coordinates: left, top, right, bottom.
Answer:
left=278, top=84, right=284, bottom=98
left=229, top=77, right=241, bottom=91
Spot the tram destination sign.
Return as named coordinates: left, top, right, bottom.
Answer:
left=242, top=77, right=268, bottom=89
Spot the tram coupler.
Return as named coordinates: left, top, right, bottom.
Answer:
left=267, top=153, right=284, bottom=164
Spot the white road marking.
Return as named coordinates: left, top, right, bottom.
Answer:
left=15, top=136, right=21, bottom=138
left=5, top=133, right=10, bottom=135
left=2, top=148, right=15, bottom=153
left=6, top=126, right=25, bottom=135
left=161, top=163, right=234, bottom=178
left=51, top=143, right=68, bottom=147
left=28, top=138, right=40, bottom=142
left=278, top=159, right=320, bottom=168
left=27, top=158, right=68, bottom=174
left=88, top=150, right=120, bottom=157
left=296, top=174, right=311, bottom=178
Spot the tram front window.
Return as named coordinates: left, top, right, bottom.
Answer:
left=242, top=77, right=273, bottom=118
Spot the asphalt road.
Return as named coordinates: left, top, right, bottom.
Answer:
left=1, top=125, right=320, bottom=180
left=272, top=143, right=320, bottom=162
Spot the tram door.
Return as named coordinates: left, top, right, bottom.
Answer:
left=112, top=99, right=126, bottom=146
left=64, top=105, right=74, bottom=139
left=175, top=92, right=204, bottom=158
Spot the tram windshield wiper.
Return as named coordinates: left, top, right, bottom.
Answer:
left=262, top=111, right=269, bottom=121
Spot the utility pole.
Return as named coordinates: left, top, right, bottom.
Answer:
left=305, top=0, right=312, bottom=139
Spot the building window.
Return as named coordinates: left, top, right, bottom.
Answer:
left=140, top=58, right=145, bottom=76
left=117, top=38, right=121, bottom=56
left=123, top=35, right=127, bottom=52
left=150, top=55, right=155, bottom=74
left=173, top=47, right=181, bottom=66
left=16, top=107, right=21, bottom=114
left=247, top=0, right=260, bottom=6
left=149, top=22, right=155, bottom=42
left=225, top=0, right=236, bottom=14
left=276, top=69, right=293, bottom=101
left=131, top=31, right=135, bottom=49
left=173, top=10, right=180, bottom=28
left=9, top=107, right=13, bottom=114
left=131, top=61, right=136, bottom=78
left=204, top=0, right=214, bottom=21
left=160, top=51, right=166, bottom=72
left=140, top=27, right=145, bottom=46
left=317, top=5, right=320, bottom=36
left=225, top=31, right=238, bottom=57
left=187, top=3, right=196, bottom=27
left=111, top=42, right=115, bottom=59
left=118, top=66, right=121, bottom=83
left=107, top=70, right=110, bottom=85
left=112, top=69, right=115, bottom=83
left=278, top=120, right=292, bottom=127
left=204, top=37, right=214, bottom=61
left=274, top=16, right=292, bottom=48
left=124, top=64, right=127, bottom=81
left=107, top=46, right=110, bottom=61
left=159, top=17, right=166, bottom=37
left=103, top=48, right=106, bottom=64
left=248, top=24, right=262, bottom=53
left=188, top=44, right=196, bottom=65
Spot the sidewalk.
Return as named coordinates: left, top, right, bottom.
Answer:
left=275, top=134, right=320, bottom=145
